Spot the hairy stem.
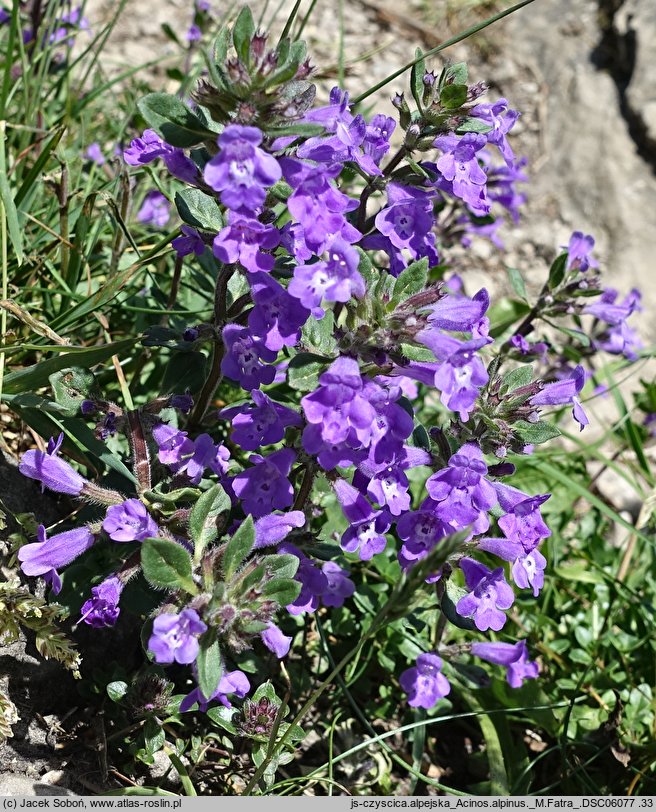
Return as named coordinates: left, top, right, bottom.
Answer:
left=188, top=265, right=234, bottom=427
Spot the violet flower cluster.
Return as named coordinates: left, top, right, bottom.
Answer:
left=14, top=16, right=646, bottom=717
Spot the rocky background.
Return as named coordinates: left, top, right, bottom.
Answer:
left=2, top=0, right=656, bottom=794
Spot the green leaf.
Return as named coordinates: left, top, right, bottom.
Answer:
left=2, top=338, right=138, bottom=394
left=356, top=247, right=377, bottom=289
left=106, top=680, right=128, bottom=703
left=49, top=368, right=97, bottom=417
left=455, top=117, right=493, bottom=135
left=506, top=267, right=528, bottom=302
left=548, top=252, right=568, bottom=290
left=0, top=122, right=23, bottom=264
left=441, top=580, right=477, bottom=631
left=138, top=93, right=215, bottom=147
left=548, top=322, right=591, bottom=348
left=197, top=633, right=222, bottom=701
left=207, top=705, right=238, bottom=733
left=444, top=62, right=468, bottom=85
left=144, top=718, right=166, bottom=756
left=261, top=577, right=301, bottom=606
left=259, top=553, right=300, bottom=580
left=223, top=515, right=255, bottom=581
left=513, top=420, right=561, bottom=444
left=554, top=560, right=604, bottom=584
left=232, top=6, right=255, bottom=64
left=287, top=353, right=329, bottom=391
left=488, top=298, right=531, bottom=338
left=499, top=364, right=533, bottom=395
left=301, top=311, right=336, bottom=355
left=174, top=188, right=223, bottom=232
left=393, top=257, right=429, bottom=300
left=399, top=342, right=434, bottom=362
left=266, top=122, right=324, bottom=139
left=410, top=48, right=426, bottom=110
left=189, top=483, right=231, bottom=563
left=140, top=538, right=197, bottom=594
left=252, top=680, right=280, bottom=704
left=440, top=83, right=468, bottom=109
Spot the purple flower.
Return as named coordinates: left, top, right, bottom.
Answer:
left=456, top=557, right=514, bottom=632
left=124, top=129, right=197, bottom=184
left=320, top=561, right=355, bottom=607
left=416, top=333, right=490, bottom=421
left=297, top=112, right=382, bottom=176
left=232, top=449, right=296, bottom=518
left=281, top=158, right=359, bottom=254
left=434, top=133, right=490, bottom=214
left=396, top=503, right=450, bottom=568
left=530, top=365, right=588, bottom=431
left=180, top=669, right=250, bottom=712
left=400, top=653, right=450, bottom=709
left=372, top=183, right=439, bottom=269
left=585, top=288, right=643, bottom=361
left=186, top=23, right=202, bottom=41
left=203, top=125, right=281, bottom=213
left=261, top=622, right=292, bottom=658
left=85, top=143, right=105, bottom=165
left=253, top=511, right=306, bottom=549
left=359, top=446, right=431, bottom=517
left=103, top=499, right=158, bottom=542
left=163, top=150, right=199, bottom=184
left=148, top=608, right=207, bottom=665
left=471, top=98, right=520, bottom=166
left=124, top=129, right=171, bottom=165
left=249, top=273, right=311, bottom=351
left=288, top=236, right=364, bottom=313
left=281, top=543, right=329, bottom=615
left=366, top=387, right=416, bottom=466
left=486, top=157, right=528, bottom=224
left=18, top=525, right=95, bottom=593
left=511, top=548, right=547, bottom=596
left=363, top=114, right=396, bottom=165
left=153, top=424, right=230, bottom=485
left=471, top=640, right=539, bottom=688
left=19, top=434, right=86, bottom=495
left=213, top=213, right=280, bottom=273
left=334, top=479, right=390, bottom=560
left=494, top=483, right=551, bottom=554
left=79, top=576, right=124, bottom=628
left=221, top=324, right=277, bottom=390
left=566, top=231, right=598, bottom=272
left=426, top=444, right=497, bottom=535
left=425, top=288, right=490, bottom=333
left=301, top=357, right=376, bottom=452
left=173, top=225, right=206, bottom=257
left=137, top=191, right=170, bottom=228
left=221, top=389, right=302, bottom=451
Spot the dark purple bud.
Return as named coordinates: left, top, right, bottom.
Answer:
left=183, top=327, right=200, bottom=342
left=488, top=462, right=516, bottom=478
left=170, top=393, right=194, bottom=413
left=250, top=31, right=267, bottom=61
left=81, top=400, right=97, bottom=415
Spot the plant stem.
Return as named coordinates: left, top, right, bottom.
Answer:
left=127, top=409, right=151, bottom=494
left=188, top=265, right=233, bottom=427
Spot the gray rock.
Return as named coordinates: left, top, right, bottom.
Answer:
left=499, top=0, right=656, bottom=353
left=0, top=772, right=76, bottom=796
left=615, top=0, right=656, bottom=147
